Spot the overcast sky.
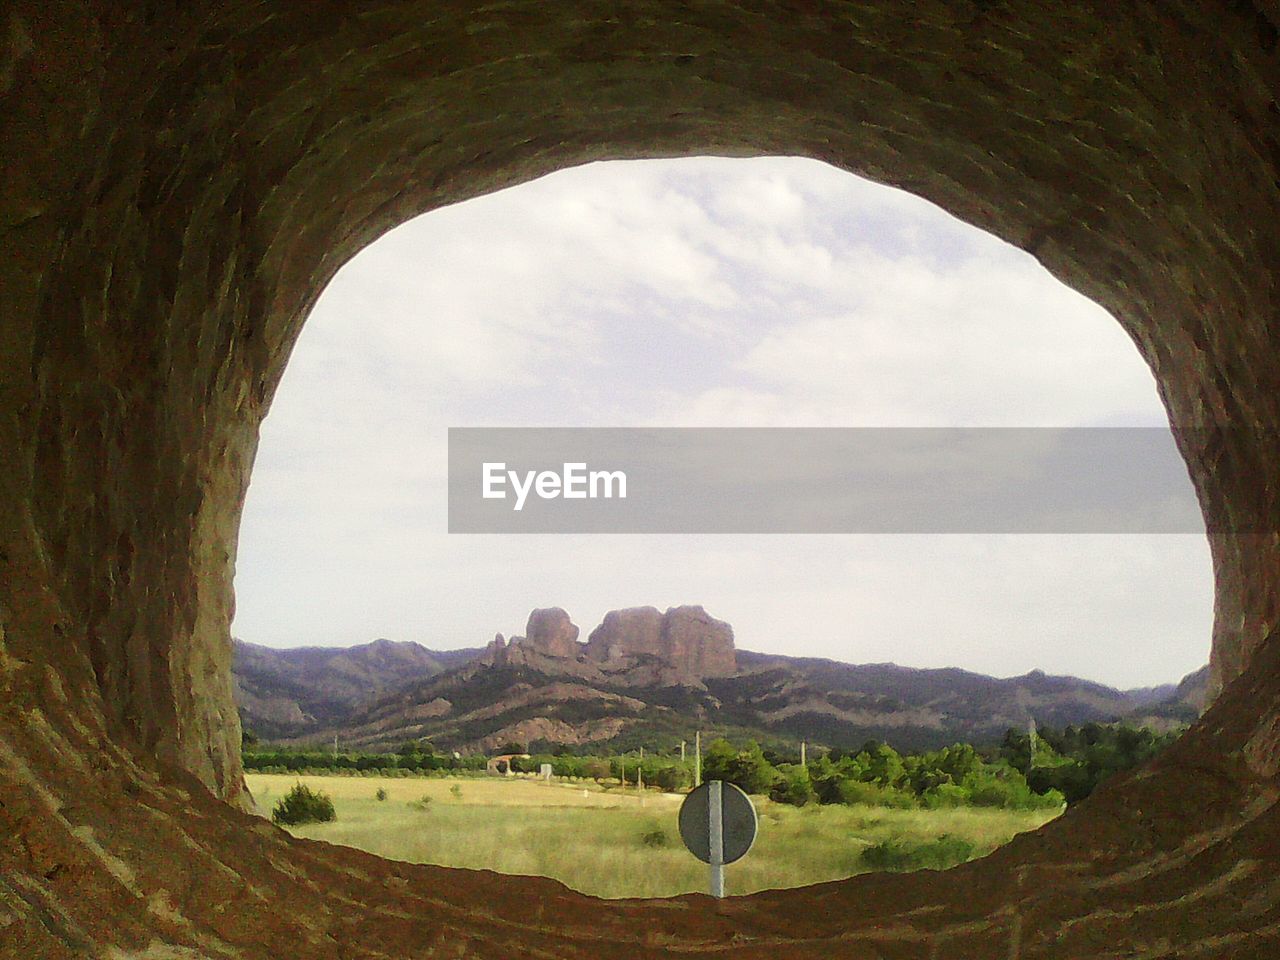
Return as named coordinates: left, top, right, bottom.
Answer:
left=232, top=157, right=1212, bottom=689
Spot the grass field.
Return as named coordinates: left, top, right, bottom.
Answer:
left=247, top=773, right=1058, bottom=899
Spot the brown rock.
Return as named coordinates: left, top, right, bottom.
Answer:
left=523, top=608, right=580, bottom=658
left=4, top=2, right=1280, bottom=955
left=585, top=605, right=736, bottom=678
left=585, top=606, right=664, bottom=663
left=661, top=605, right=737, bottom=677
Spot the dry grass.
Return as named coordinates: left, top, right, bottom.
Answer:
left=247, top=773, right=1057, bottom=899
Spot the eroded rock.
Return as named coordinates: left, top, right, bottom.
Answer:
left=585, top=605, right=736, bottom=678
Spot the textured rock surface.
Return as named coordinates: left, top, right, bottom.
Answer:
left=586, top=605, right=737, bottom=677
left=522, top=607, right=581, bottom=658
left=585, top=606, right=666, bottom=662
left=3, top=0, right=1280, bottom=956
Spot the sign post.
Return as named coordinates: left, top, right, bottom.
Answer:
left=708, top=781, right=724, bottom=897
left=678, top=780, right=757, bottom=899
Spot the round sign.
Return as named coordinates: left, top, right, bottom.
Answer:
left=678, top=781, right=758, bottom=865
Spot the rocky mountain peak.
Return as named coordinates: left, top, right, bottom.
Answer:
left=523, top=607, right=580, bottom=657
left=477, top=604, right=736, bottom=681
left=584, top=604, right=736, bottom=678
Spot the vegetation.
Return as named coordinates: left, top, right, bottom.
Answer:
left=271, top=782, right=336, bottom=825
left=698, top=737, right=1064, bottom=811
left=247, top=723, right=1177, bottom=896
left=860, top=834, right=976, bottom=872
left=245, top=721, right=1178, bottom=816
left=248, top=773, right=1053, bottom=898
left=244, top=741, right=487, bottom=776
left=998, top=722, right=1183, bottom=804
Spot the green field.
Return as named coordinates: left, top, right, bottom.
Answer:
left=247, top=773, right=1058, bottom=898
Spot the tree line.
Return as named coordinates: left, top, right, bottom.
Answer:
left=243, top=721, right=1181, bottom=811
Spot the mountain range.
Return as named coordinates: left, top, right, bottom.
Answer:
left=234, top=605, right=1207, bottom=754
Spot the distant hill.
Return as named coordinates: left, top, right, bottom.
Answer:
left=233, top=638, right=480, bottom=739
left=1123, top=664, right=1210, bottom=726
left=234, top=608, right=1205, bottom=753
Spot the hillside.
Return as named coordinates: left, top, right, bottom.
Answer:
left=234, top=638, right=480, bottom=738
left=234, top=607, right=1204, bottom=753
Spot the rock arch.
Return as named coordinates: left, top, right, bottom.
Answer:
left=2, top=1, right=1278, bottom=956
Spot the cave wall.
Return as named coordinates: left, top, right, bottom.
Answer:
left=2, top=2, right=1279, bottom=957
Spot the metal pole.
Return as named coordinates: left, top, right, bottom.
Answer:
left=695, top=731, right=702, bottom=787
left=708, top=780, right=724, bottom=898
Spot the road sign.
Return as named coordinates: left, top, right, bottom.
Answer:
left=678, top=780, right=757, bottom=897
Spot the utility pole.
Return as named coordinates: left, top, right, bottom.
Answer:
left=1028, top=717, right=1038, bottom=772
left=638, top=747, right=644, bottom=805
left=333, top=734, right=338, bottom=760
left=801, top=740, right=806, bottom=767
left=680, top=740, right=686, bottom=763
left=695, top=731, right=702, bottom=787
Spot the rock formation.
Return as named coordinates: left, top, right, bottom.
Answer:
left=585, top=605, right=736, bottom=678
left=480, top=605, right=733, bottom=680
left=523, top=607, right=580, bottom=657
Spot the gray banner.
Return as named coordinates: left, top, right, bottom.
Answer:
left=447, top=428, right=1224, bottom=533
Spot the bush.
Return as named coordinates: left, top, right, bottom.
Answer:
left=640, top=826, right=670, bottom=848
left=450, top=784, right=463, bottom=801
left=271, top=783, right=336, bottom=826
left=861, top=835, right=976, bottom=872
left=835, top=780, right=915, bottom=808
left=701, top=739, right=781, bottom=795
left=770, top=765, right=816, bottom=807
left=650, top=763, right=692, bottom=793
left=920, top=783, right=970, bottom=808
left=960, top=767, right=1062, bottom=810
left=375, top=788, right=388, bottom=801
left=409, top=794, right=432, bottom=811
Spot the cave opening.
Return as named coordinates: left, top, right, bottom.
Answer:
left=233, top=156, right=1212, bottom=899
left=6, top=3, right=1280, bottom=955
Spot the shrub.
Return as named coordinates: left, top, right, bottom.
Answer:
left=640, top=827, right=670, bottom=848
left=770, top=765, right=816, bottom=807
left=920, top=783, right=970, bottom=808
left=861, top=835, right=976, bottom=872
left=960, top=767, right=1062, bottom=810
left=375, top=788, right=388, bottom=801
left=450, top=784, right=463, bottom=801
left=835, top=780, right=915, bottom=808
left=271, top=783, right=336, bottom=826
left=409, top=794, right=432, bottom=811
left=701, top=739, right=781, bottom=795
left=650, top=763, right=692, bottom=793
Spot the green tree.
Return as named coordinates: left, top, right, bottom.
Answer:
left=859, top=743, right=907, bottom=788
left=701, top=739, right=780, bottom=795
left=651, top=763, right=692, bottom=793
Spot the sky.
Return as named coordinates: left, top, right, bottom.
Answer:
left=232, top=157, right=1212, bottom=690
